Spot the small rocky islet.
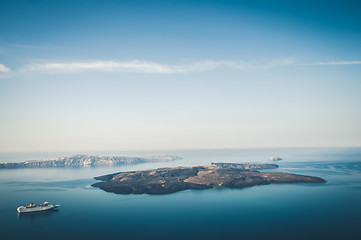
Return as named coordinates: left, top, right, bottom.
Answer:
left=92, top=163, right=326, bottom=194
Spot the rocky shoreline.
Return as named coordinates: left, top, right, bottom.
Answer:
left=92, top=163, right=326, bottom=194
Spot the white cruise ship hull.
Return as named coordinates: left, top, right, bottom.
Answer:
left=17, top=204, right=60, bottom=213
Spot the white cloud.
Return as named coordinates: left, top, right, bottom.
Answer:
left=181, top=58, right=294, bottom=72
left=8, top=58, right=361, bottom=77
left=0, top=64, right=11, bottom=72
left=8, top=44, right=45, bottom=49
left=23, top=60, right=182, bottom=73
left=22, top=58, right=295, bottom=74
left=313, top=61, right=361, bottom=65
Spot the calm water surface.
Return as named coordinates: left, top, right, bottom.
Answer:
left=1, top=147, right=361, bottom=240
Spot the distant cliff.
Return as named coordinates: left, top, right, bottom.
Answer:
left=211, top=162, right=278, bottom=170
left=92, top=163, right=326, bottom=194
left=0, top=154, right=182, bottom=168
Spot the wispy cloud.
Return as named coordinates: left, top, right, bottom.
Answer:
left=4, top=58, right=360, bottom=78
left=309, top=61, right=361, bottom=66
left=23, top=60, right=185, bottom=73
left=22, top=58, right=295, bottom=74
left=0, top=64, right=12, bottom=79
left=8, top=44, right=45, bottom=49
left=0, top=64, right=11, bottom=72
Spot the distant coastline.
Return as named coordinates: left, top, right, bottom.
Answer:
left=0, top=154, right=182, bottom=168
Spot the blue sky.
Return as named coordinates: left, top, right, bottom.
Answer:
left=0, top=0, right=360, bottom=152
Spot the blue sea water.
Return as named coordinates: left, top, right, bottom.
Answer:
left=1, top=147, right=361, bottom=240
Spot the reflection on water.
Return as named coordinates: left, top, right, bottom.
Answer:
left=18, top=209, right=59, bottom=220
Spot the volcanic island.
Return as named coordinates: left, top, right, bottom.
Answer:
left=92, top=163, right=326, bottom=194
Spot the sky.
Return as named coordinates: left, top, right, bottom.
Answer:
left=0, top=0, right=360, bottom=152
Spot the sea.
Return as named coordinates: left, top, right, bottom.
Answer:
left=1, top=147, right=361, bottom=240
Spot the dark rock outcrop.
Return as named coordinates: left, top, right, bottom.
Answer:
left=92, top=164, right=326, bottom=194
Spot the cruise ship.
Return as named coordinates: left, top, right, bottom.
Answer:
left=17, top=202, right=60, bottom=213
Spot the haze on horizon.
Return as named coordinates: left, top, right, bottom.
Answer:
left=0, top=0, right=360, bottom=152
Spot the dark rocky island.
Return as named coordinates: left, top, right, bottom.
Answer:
left=0, top=154, right=182, bottom=168
left=92, top=163, right=326, bottom=194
